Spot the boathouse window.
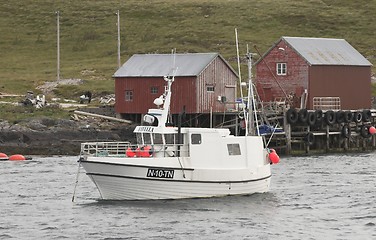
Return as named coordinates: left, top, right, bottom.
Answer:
left=125, top=90, right=133, bottom=101
left=191, top=134, right=201, bottom=145
left=206, top=85, right=215, bottom=92
left=150, top=86, right=158, bottom=94
left=227, top=144, right=241, bottom=155
left=276, top=63, right=287, bottom=76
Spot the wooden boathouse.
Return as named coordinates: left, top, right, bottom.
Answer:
left=113, top=53, right=239, bottom=127
left=255, top=37, right=372, bottom=110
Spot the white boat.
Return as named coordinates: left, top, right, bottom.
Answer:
left=78, top=71, right=279, bottom=200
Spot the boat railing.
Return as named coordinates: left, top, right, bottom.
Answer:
left=81, top=141, right=131, bottom=157
left=80, top=142, right=188, bottom=158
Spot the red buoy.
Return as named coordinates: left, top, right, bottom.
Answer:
left=0, top=152, right=9, bottom=161
left=268, top=149, right=280, bottom=164
left=369, top=126, right=376, bottom=135
left=9, top=154, right=26, bottom=161
left=126, top=147, right=136, bottom=157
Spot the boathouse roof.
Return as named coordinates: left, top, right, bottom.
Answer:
left=261, top=37, right=372, bottom=66
left=114, top=53, right=237, bottom=77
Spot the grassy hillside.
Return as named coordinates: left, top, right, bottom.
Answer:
left=0, top=0, right=375, bottom=99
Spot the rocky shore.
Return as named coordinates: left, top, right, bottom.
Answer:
left=0, top=118, right=136, bottom=156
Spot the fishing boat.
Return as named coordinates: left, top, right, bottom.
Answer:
left=77, top=69, right=279, bottom=200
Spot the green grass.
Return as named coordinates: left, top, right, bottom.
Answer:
left=0, top=0, right=375, bottom=100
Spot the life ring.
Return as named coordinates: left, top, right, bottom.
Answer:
left=336, top=111, right=345, bottom=124
left=307, top=111, right=317, bottom=127
left=341, top=125, right=351, bottom=138
left=344, top=111, right=353, bottom=123
left=304, top=132, right=315, bottom=146
left=362, top=109, right=371, bottom=122
left=360, top=125, right=371, bottom=138
left=298, top=109, right=309, bottom=124
left=353, top=111, right=362, bottom=123
left=286, top=108, right=299, bottom=124
left=315, top=110, right=323, bottom=124
left=324, top=110, right=336, bottom=125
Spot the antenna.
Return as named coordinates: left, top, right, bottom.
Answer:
left=235, top=28, right=248, bottom=135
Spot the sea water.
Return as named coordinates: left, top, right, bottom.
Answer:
left=0, top=153, right=375, bottom=239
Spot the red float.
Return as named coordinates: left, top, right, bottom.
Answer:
left=0, top=152, right=9, bottom=161
left=268, top=149, right=280, bottom=164
left=9, top=154, right=26, bottom=161
left=126, top=147, right=136, bottom=157
left=369, top=126, right=376, bottom=135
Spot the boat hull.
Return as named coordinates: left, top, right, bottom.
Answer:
left=80, top=158, right=271, bottom=200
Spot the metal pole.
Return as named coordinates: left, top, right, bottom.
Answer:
left=56, top=11, right=60, bottom=82
left=117, top=10, right=121, bottom=68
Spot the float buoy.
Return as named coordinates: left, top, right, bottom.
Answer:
left=315, top=110, right=323, bottom=124
left=268, top=149, right=280, bottom=164
left=362, top=109, right=372, bottom=122
left=324, top=110, right=336, bottom=125
left=286, top=108, right=299, bottom=124
left=344, top=111, right=353, bottom=123
left=336, top=111, right=345, bottom=124
left=298, top=109, right=309, bottom=124
left=305, top=132, right=315, bottom=146
left=126, top=147, right=136, bottom=157
left=369, top=126, right=376, bottom=135
left=341, top=125, right=351, bottom=138
left=360, top=125, right=371, bottom=138
left=307, top=111, right=317, bottom=127
left=9, top=154, right=26, bottom=161
left=0, top=153, right=9, bottom=161
left=353, top=111, right=362, bottom=123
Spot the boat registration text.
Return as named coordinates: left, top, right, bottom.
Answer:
left=147, top=168, right=174, bottom=179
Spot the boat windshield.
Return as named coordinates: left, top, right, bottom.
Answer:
left=136, top=132, right=183, bottom=145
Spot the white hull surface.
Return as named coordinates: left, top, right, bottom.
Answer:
left=80, top=157, right=271, bottom=200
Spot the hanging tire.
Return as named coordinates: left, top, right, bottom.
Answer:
left=324, top=110, right=336, bottom=125
left=341, top=124, right=351, bottom=138
left=299, top=109, right=309, bottom=124
left=360, top=125, right=371, bottom=138
left=315, top=109, right=323, bottom=124
left=307, top=111, right=317, bottom=127
left=362, top=109, right=371, bottom=122
left=344, top=111, right=353, bottom=123
left=336, top=111, right=345, bottom=124
left=304, top=132, right=315, bottom=146
left=353, top=111, right=362, bottom=123
left=286, top=108, right=299, bottom=124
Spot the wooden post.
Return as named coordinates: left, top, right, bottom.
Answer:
left=326, top=125, right=330, bottom=152
left=284, top=109, right=291, bottom=155
left=306, top=126, right=310, bottom=154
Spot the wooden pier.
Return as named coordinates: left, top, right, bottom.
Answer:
left=263, top=107, right=376, bottom=155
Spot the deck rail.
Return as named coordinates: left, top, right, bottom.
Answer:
left=80, top=141, right=188, bottom=158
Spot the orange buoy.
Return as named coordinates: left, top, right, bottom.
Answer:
left=9, top=154, right=26, bottom=161
left=0, top=152, right=9, bottom=161
left=126, top=147, right=136, bottom=157
left=268, top=149, right=280, bottom=164
left=369, top=126, right=376, bottom=135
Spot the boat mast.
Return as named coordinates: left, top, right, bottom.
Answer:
left=246, top=46, right=259, bottom=136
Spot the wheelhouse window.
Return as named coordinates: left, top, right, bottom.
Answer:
left=191, top=134, right=202, bottom=145
left=125, top=90, right=133, bottom=101
left=165, top=133, right=184, bottom=145
left=276, top=63, right=287, bottom=76
left=206, top=85, right=215, bottom=92
left=153, top=133, right=163, bottom=144
left=150, top=86, right=158, bottom=94
left=227, top=144, right=241, bottom=155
